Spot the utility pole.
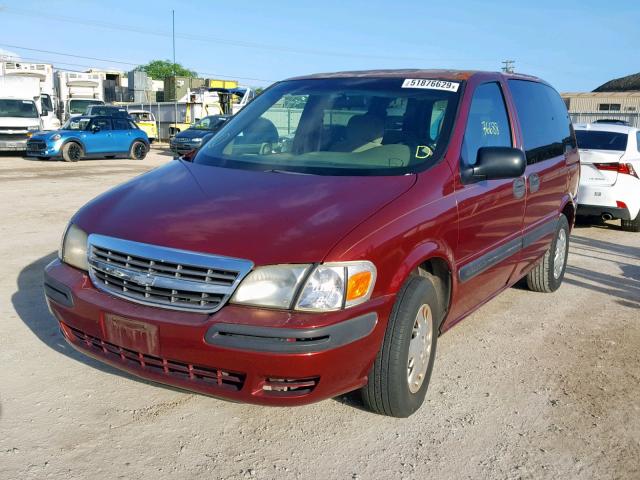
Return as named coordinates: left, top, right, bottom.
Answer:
left=172, top=9, right=177, bottom=137
left=501, top=60, right=515, bottom=74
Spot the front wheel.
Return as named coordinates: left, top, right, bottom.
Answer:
left=130, top=141, right=148, bottom=160
left=62, top=142, right=83, bottom=162
left=361, top=275, right=440, bottom=417
left=526, top=214, right=570, bottom=292
left=621, top=211, right=640, bottom=232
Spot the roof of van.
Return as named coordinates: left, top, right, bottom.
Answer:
left=287, top=69, right=542, bottom=83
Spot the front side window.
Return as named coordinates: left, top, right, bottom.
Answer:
left=91, top=118, right=112, bottom=131
left=508, top=80, right=573, bottom=164
left=0, top=99, right=38, bottom=118
left=195, top=78, right=462, bottom=175
left=461, top=82, right=512, bottom=166
left=63, top=116, right=91, bottom=130
left=575, top=130, right=628, bottom=151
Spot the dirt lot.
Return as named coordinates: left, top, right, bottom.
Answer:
left=1, top=149, right=638, bottom=480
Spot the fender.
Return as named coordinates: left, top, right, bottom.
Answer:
left=60, top=136, right=86, bottom=152
left=388, top=239, right=456, bottom=296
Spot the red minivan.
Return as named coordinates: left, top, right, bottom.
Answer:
left=45, top=70, right=580, bottom=417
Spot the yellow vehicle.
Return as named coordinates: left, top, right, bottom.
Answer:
left=128, top=110, right=158, bottom=143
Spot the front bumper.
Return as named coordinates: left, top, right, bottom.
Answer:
left=0, top=139, right=28, bottom=151
left=26, top=141, right=61, bottom=158
left=170, top=140, right=200, bottom=156
left=44, top=259, right=392, bottom=406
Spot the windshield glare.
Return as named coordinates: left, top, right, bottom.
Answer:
left=69, top=100, right=103, bottom=115
left=0, top=99, right=38, bottom=118
left=575, top=130, right=628, bottom=151
left=195, top=78, right=461, bottom=175
left=192, top=116, right=221, bottom=130
left=63, top=117, right=91, bottom=130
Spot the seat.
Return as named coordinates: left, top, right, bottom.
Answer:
left=331, top=114, right=385, bottom=152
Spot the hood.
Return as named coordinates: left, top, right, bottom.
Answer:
left=175, top=128, right=211, bottom=140
left=74, top=161, right=416, bottom=265
left=30, top=130, right=62, bottom=141
left=0, top=117, right=40, bottom=128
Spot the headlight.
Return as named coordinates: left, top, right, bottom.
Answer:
left=59, top=223, right=89, bottom=271
left=231, top=261, right=376, bottom=312
left=191, top=137, right=203, bottom=143
left=51, top=134, right=61, bottom=141
left=231, top=265, right=310, bottom=308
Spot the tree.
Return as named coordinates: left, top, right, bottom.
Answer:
left=137, top=60, right=197, bottom=80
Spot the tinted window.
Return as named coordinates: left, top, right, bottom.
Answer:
left=575, top=130, right=628, bottom=151
left=92, top=118, right=112, bottom=131
left=112, top=118, right=130, bottom=130
left=637, top=132, right=640, bottom=153
left=508, top=80, right=574, bottom=164
left=461, top=82, right=512, bottom=166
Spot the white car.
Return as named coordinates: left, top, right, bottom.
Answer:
left=575, top=123, right=640, bottom=232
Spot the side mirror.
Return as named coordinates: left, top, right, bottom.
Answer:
left=91, top=124, right=101, bottom=133
left=462, top=147, right=526, bottom=183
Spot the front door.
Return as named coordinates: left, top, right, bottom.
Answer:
left=448, top=81, right=526, bottom=323
left=85, top=118, right=113, bottom=154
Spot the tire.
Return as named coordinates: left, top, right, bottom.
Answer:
left=621, top=211, right=640, bottom=232
left=526, top=214, right=570, bottom=293
left=61, top=142, right=82, bottom=162
left=361, top=275, right=440, bottom=417
left=130, top=140, right=148, bottom=160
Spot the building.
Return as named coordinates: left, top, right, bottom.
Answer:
left=561, top=92, right=640, bottom=127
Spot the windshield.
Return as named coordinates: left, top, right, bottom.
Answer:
left=575, top=130, right=628, bottom=151
left=69, top=99, right=104, bottom=115
left=195, top=78, right=461, bottom=175
left=63, top=116, right=91, bottom=130
left=0, top=99, right=38, bottom=118
left=192, top=116, right=224, bottom=130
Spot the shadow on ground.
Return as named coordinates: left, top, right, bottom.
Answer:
left=10, top=251, right=185, bottom=390
left=566, top=234, right=640, bottom=309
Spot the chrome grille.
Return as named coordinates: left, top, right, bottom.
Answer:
left=88, top=234, right=253, bottom=313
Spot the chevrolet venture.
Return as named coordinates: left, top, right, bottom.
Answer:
left=45, top=70, right=580, bottom=417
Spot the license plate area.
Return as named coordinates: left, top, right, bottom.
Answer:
left=103, top=314, right=159, bottom=356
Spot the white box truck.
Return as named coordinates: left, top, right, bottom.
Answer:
left=0, top=61, right=60, bottom=131
left=55, top=71, right=105, bottom=121
left=0, top=76, right=43, bottom=151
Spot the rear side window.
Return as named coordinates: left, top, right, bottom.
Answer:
left=461, top=82, right=512, bottom=166
left=112, top=118, right=130, bottom=130
left=508, top=80, right=574, bottom=164
left=575, top=130, right=628, bottom=151
left=637, top=132, right=640, bottom=153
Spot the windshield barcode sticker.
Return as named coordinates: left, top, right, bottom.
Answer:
left=402, top=79, right=460, bottom=92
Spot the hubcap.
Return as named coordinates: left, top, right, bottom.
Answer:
left=553, top=229, right=567, bottom=279
left=134, top=144, right=145, bottom=158
left=407, top=303, right=433, bottom=394
left=70, top=145, right=80, bottom=159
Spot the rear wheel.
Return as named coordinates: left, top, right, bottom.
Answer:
left=62, top=142, right=82, bottom=162
left=621, top=211, right=640, bottom=232
left=361, top=275, right=440, bottom=417
left=130, top=141, right=148, bottom=160
left=526, top=214, right=569, bottom=292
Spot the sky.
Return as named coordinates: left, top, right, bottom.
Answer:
left=0, top=0, right=638, bottom=92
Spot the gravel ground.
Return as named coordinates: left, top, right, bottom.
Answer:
left=0, top=149, right=638, bottom=480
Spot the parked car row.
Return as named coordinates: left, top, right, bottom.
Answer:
left=45, top=69, right=581, bottom=417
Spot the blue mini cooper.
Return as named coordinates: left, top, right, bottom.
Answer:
left=26, top=115, right=149, bottom=162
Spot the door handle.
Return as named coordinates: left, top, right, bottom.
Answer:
left=513, top=177, right=526, bottom=199
left=528, top=173, right=540, bottom=193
